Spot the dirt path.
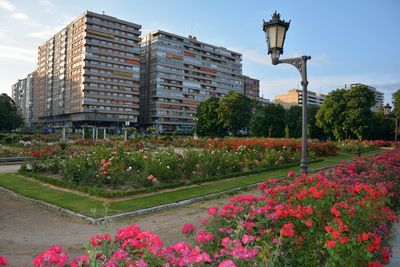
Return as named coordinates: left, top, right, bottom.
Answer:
left=0, top=188, right=235, bottom=266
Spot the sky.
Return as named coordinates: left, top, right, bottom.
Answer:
left=0, top=0, right=399, bottom=104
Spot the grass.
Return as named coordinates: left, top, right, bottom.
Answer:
left=0, top=149, right=385, bottom=218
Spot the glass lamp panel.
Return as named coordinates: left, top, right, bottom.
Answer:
left=277, top=25, right=287, bottom=50
left=267, top=26, right=277, bottom=49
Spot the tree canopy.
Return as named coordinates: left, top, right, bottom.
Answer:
left=393, top=89, right=400, bottom=118
left=251, top=103, right=286, bottom=137
left=0, top=93, right=23, bottom=131
left=316, top=86, right=375, bottom=140
left=196, top=96, right=226, bottom=137
left=216, top=92, right=252, bottom=135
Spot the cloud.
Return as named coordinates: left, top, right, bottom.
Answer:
left=0, top=0, right=15, bottom=12
left=11, top=12, right=29, bottom=20
left=28, top=24, right=66, bottom=39
left=0, top=45, right=37, bottom=62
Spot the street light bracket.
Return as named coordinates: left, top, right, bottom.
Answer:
left=273, top=55, right=311, bottom=77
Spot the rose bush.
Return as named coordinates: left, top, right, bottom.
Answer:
left=3, top=148, right=397, bottom=266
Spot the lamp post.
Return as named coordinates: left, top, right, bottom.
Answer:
left=263, top=12, right=311, bottom=174
left=384, top=103, right=398, bottom=146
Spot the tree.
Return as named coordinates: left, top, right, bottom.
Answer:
left=316, top=86, right=375, bottom=140
left=251, top=103, right=285, bottom=137
left=0, top=93, right=23, bottom=131
left=285, top=105, right=302, bottom=138
left=217, top=92, right=252, bottom=135
left=196, top=96, right=226, bottom=137
left=307, top=104, right=327, bottom=140
left=393, top=89, right=400, bottom=118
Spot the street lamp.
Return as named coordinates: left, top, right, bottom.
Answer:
left=263, top=12, right=311, bottom=174
left=384, top=103, right=398, bottom=146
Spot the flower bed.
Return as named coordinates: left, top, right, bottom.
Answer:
left=336, top=140, right=393, bottom=154
left=4, top=148, right=398, bottom=266
left=22, top=144, right=309, bottom=192
left=206, top=138, right=337, bottom=157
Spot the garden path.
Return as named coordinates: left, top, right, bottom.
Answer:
left=0, top=186, right=233, bottom=266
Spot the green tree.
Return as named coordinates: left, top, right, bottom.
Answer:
left=217, top=92, right=252, bottom=135
left=196, top=96, right=226, bottom=137
left=393, top=89, right=400, bottom=118
left=316, top=86, right=375, bottom=140
left=0, top=93, right=23, bottom=131
left=285, top=105, right=302, bottom=138
left=251, top=103, right=285, bottom=137
left=307, top=104, right=327, bottom=140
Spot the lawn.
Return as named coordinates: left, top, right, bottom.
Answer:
left=0, top=149, right=385, bottom=218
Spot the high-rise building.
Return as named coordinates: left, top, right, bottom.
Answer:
left=36, top=11, right=141, bottom=129
left=140, top=31, right=244, bottom=133
left=11, top=71, right=37, bottom=129
left=275, top=89, right=326, bottom=108
left=349, top=83, right=384, bottom=111
left=243, top=75, right=260, bottom=100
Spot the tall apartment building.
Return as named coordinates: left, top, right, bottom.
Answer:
left=11, top=71, right=37, bottom=129
left=243, top=75, right=260, bottom=100
left=140, top=30, right=244, bottom=133
left=349, top=83, right=384, bottom=111
left=275, top=89, right=326, bottom=108
left=36, top=11, right=141, bottom=128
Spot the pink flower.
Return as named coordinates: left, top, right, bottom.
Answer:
left=90, top=233, right=111, bottom=247
left=208, top=206, right=219, bottom=215
left=241, top=234, right=255, bottom=244
left=196, top=230, right=214, bottom=244
left=0, top=256, right=8, bottom=266
left=218, top=259, right=237, bottom=267
left=70, top=254, right=89, bottom=267
left=33, top=245, right=69, bottom=267
left=305, top=220, right=313, bottom=227
left=182, top=223, right=197, bottom=235
left=287, top=170, right=296, bottom=177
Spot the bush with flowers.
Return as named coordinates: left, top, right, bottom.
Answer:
left=206, top=138, right=337, bottom=157
left=22, top=143, right=311, bottom=193
left=3, top=148, right=397, bottom=266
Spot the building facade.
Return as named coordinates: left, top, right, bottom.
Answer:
left=275, top=89, right=326, bottom=108
left=140, top=31, right=244, bottom=133
left=349, top=83, right=384, bottom=111
left=36, top=11, right=141, bottom=129
left=243, top=75, right=260, bottom=100
left=11, top=71, right=37, bottom=129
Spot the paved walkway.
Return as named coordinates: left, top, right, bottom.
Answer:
left=388, top=223, right=400, bottom=266
left=0, top=164, right=20, bottom=173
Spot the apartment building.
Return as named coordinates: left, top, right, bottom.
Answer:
left=275, top=89, right=326, bottom=108
left=349, top=83, right=384, bottom=111
left=36, top=11, right=141, bottom=128
left=140, top=30, right=244, bottom=133
left=11, top=71, right=37, bottom=129
left=243, top=75, right=260, bottom=100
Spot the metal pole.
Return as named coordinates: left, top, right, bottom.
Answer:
left=300, top=56, right=309, bottom=174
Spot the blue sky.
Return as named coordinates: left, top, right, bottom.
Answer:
left=0, top=0, right=399, bottom=104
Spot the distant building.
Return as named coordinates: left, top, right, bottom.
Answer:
left=274, top=89, right=326, bottom=108
left=11, top=71, right=37, bottom=129
left=36, top=11, right=142, bottom=129
left=140, top=30, right=244, bottom=133
left=349, top=83, right=384, bottom=111
left=243, top=75, right=260, bottom=100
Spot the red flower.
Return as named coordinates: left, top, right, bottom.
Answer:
left=280, top=223, right=295, bottom=237
left=305, top=220, right=313, bottom=227
left=331, top=230, right=340, bottom=239
left=182, top=223, right=196, bottom=235
left=339, top=237, right=349, bottom=244
left=326, top=240, right=336, bottom=248
left=368, top=261, right=383, bottom=267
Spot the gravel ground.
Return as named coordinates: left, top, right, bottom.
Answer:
left=0, top=188, right=232, bottom=266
